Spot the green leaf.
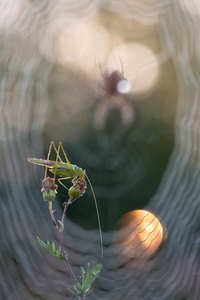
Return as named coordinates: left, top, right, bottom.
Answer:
left=37, top=237, right=47, bottom=248
left=80, top=266, right=85, bottom=279
left=68, top=263, right=102, bottom=297
left=52, top=241, right=56, bottom=254
left=67, top=288, right=77, bottom=296
left=58, top=220, right=64, bottom=232
left=36, top=237, right=68, bottom=260
left=46, top=241, right=51, bottom=250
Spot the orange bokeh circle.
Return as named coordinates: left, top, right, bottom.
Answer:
left=115, top=210, right=167, bottom=261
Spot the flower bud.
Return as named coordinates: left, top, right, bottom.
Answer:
left=68, top=185, right=82, bottom=199
left=68, top=177, right=87, bottom=200
left=41, top=177, right=58, bottom=202
left=42, top=189, right=57, bottom=202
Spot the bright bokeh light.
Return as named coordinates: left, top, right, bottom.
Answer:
left=107, top=43, right=160, bottom=94
left=116, top=210, right=167, bottom=260
left=117, top=79, right=131, bottom=94
left=55, top=18, right=110, bottom=73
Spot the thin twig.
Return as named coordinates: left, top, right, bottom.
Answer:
left=61, top=200, right=71, bottom=224
left=48, top=201, right=78, bottom=284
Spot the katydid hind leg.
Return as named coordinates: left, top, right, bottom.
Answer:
left=44, top=141, right=56, bottom=179
left=58, top=142, right=73, bottom=171
left=57, top=177, right=71, bottom=191
left=51, top=141, right=63, bottom=162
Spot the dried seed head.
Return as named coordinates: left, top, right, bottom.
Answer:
left=68, top=176, right=87, bottom=200
left=41, top=177, right=58, bottom=202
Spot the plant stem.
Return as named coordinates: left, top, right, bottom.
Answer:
left=48, top=201, right=78, bottom=283
left=61, top=201, right=70, bottom=224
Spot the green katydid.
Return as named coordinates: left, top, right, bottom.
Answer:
left=28, top=141, right=103, bottom=258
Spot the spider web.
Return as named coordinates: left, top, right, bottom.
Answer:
left=0, top=1, right=200, bottom=299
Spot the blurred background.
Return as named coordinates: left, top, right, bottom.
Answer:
left=0, top=0, right=200, bottom=299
